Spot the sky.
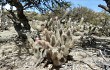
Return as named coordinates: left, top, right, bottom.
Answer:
left=0, top=4, right=16, bottom=10
left=66, top=0, right=106, bottom=12
left=0, top=0, right=107, bottom=12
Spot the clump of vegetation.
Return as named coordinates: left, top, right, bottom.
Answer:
left=71, top=7, right=99, bottom=24
left=27, top=6, right=110, bottom=25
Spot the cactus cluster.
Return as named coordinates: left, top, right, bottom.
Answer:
left=29, top=16, right=90, bottom=66
left=28, top=14, right=110, bottom=67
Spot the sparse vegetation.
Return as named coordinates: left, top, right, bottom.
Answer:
left=0, top=0, right=110, bottom=70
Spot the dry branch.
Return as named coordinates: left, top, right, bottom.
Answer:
left=98, top=4, right=110, bottom=12
left=99, top=0, right=110, bottom=13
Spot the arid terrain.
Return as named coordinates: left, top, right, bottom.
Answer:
left=0, top=15, right=110, bottom=70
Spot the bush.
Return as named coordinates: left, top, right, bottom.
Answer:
left=70, top=7, right=99, bottom=25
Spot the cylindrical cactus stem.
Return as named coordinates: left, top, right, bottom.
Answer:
left=54, top=39, right=61, bottom=47
left=43, top=29, right=51, bottom=42
left=66, top=28, right=71, bottom=36
left=61, top=33, right=67, bottom=45
left=50, top=35, right=56, bottom=47
left=59, top=28, right=63, bottom=36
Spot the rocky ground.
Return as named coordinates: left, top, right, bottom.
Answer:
left=0, top=26, right=110, bottom=70
left=0, top=15, right=110, bottom=70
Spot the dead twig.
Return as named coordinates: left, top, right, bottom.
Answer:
left=98, top=4, right=110, bottom=13
left=74, top=60, right=96, bottom=70
left=79, top=49, right=104, bottom=68
left=99, top=50, right=107, bottom=62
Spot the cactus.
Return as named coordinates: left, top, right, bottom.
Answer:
left=30, top=17, right=88, bottom=67
left=50, top=35, right=56, bottom=47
